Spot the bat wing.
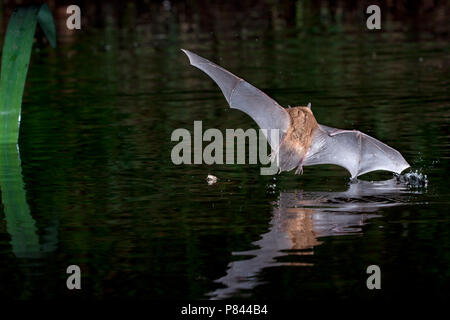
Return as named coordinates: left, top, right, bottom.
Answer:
left=304, top=125, right=410, bottom=178
left=181, top=49, right=290, bottom=151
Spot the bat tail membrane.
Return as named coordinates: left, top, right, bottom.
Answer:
left=276, top=141, right=304, bottom=173
left=181, top=49, right=291, bottom=152
left=304, top=125, right=410, bottom=178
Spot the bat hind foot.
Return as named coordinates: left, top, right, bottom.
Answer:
left=295, top=156, right=305, bottom=175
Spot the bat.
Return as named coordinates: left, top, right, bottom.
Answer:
left=181, top=49, right=410, bottom=179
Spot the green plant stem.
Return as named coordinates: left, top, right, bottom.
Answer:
left=0, top=4, right=56, bottom=144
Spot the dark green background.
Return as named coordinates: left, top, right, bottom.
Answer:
left=0, top=0, right=448, bottom=300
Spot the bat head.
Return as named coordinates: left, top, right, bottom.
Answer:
left=289, top=106, right=316, bottom=120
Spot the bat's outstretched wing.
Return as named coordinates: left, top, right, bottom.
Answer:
left=304, top=125, right=410, bottom=178
left=181, top=49, right=290, bottom=151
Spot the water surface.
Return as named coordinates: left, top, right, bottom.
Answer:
left=0, top=2, right=448, bottom=301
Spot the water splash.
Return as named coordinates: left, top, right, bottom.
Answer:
left=396, top=169, right=428, bottom=188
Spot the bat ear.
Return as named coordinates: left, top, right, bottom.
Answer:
left=307, top=102, right=311, bottom=110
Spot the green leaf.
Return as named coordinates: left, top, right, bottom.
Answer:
left=0, top=4, right=56, bottom=144
left=37, top=4, right=56, bottom=49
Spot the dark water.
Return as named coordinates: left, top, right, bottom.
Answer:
left=0, top=2, right=449, bottom=301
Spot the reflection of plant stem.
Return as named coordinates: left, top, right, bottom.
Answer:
left=0, top=144, right=40, bottom=258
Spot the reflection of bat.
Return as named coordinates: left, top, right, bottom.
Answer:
left=208, top=178, right=409, bottom=299
left=182, top=49, right=410, bottom=178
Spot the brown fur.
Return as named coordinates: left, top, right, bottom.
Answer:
left=277, top=107, right=319, bottom=172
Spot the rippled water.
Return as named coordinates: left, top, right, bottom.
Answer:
left=0, top=4, right=449, bottom=300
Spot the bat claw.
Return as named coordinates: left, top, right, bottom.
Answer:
left=295, top=156, right=305, bottom=175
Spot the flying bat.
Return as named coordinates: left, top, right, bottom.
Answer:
left=181, top=49, right=410, bottom=178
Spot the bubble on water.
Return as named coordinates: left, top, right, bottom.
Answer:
left=206, top=174, right=218, bottom=185
left=396, top=169, right=428, bottom=188
left=266, top=182, right=277, bottom=194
